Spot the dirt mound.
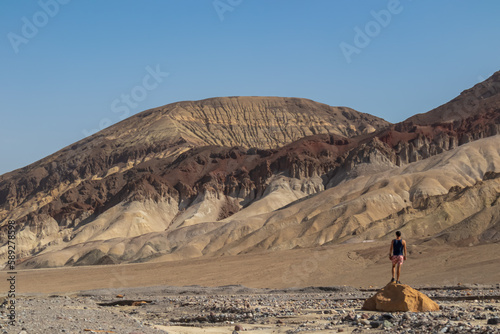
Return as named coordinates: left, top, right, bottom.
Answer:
left=362, top=283, right=439, bottom=312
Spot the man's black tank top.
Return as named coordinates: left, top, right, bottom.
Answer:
left=393, top=239, right=404, bottom=256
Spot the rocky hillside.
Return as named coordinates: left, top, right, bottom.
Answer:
left=13, top=134, right=500, bottom=268
left=0, top=96, right=386, bottom=217
left=0, top=97, right=388, bottom=267
left=407, top=71, right=500, bottom=125
left=1, top=73, right=500, bottom=269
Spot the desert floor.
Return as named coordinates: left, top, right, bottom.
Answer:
left=3, top=241, right=500, bottom=295
left=0, top=283, right=499, bottom=333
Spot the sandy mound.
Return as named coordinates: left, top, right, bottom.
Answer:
left=363, top=283, right=439, bottom=312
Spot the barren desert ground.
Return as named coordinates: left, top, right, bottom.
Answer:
left=6, top=241, right=500, bottom=294
left=0, top=241, right=499, bottom=333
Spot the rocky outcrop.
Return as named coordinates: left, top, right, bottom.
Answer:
left=362, top=283, right=439, bottom=312
left=380, top=109, right=500, bottom=166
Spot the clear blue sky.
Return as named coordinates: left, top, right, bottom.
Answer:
left=1, top=0, right=500, bottom=175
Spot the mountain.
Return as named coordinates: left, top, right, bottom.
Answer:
left=1, top=72, right=500, bottom=269
left=16, top=134, right=500, bottom=268
left=0, top=97, right=388, bottom=267
left=406, top=71, right=500, bottom=125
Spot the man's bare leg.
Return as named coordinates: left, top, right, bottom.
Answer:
left=396, top=264, right=402, bottom=282
left=392, top=264, right=396, bottom=281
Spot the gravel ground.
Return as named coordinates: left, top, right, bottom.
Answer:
left=0, top=285, right=499, bottom=334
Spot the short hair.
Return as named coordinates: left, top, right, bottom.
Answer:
left=396, top=231, right=401, bottom=237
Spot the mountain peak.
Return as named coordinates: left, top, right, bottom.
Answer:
left=97, top=96, right=389, bottom=151
left=406, top=71, right=500, bottom=125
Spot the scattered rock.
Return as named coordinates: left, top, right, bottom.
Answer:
left=342, top=312, right=356, bottom=321
left=381, top=313, right=395, bottom=320
left=359, top=319, right=370, bottom=326
left=383, top=320, right=393, bottom=328
left=7, top=286, right=500, bottom=334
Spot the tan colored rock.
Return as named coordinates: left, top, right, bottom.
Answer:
left=362, top=283, right=439, bottom=312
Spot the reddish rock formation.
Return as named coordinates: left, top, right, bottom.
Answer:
left=1, top=72, right=500, bottom=268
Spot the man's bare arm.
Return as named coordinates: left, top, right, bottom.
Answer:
left=389, top=240, right=393, bottom=258
left=403, top=240, right=407, bottom=259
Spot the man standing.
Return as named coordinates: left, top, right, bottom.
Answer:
left=389, top=231, right=407, bottom=284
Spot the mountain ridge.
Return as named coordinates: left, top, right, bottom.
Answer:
left=406, top=71, right=500, bottom=125
left=2, top=74, right=500, bottom=269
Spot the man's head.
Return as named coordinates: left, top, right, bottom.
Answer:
left=396, top=231, right=401, bottom=237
